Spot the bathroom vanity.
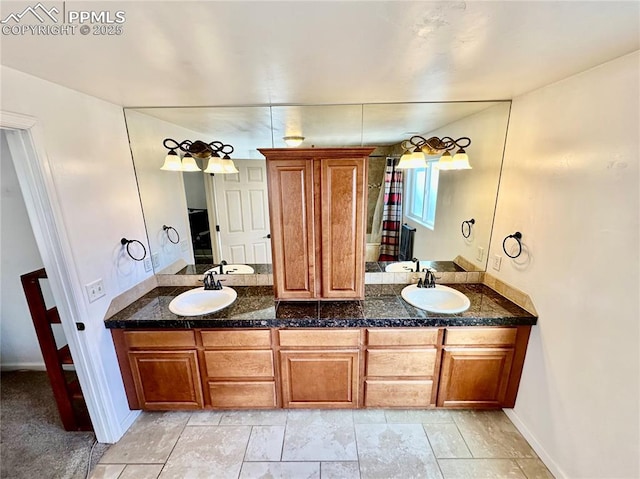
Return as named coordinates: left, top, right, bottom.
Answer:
left=106, top=284, right=536, bottom=412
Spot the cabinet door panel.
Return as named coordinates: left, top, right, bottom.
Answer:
left=209, top=381, right=277, bottom=408
left=201, top=330, right=271, bottom=349
left=365, top=380, right=433, bottom=407
left=437, top=348, right=514, bottom=408
left=320, top=158, right=366, bottom=299
left=204, top=350, right=274, bottom=378
left=128, top=351, right=203, bottom=410
left=266, top=159, right=316, bottom=299
left=366, top=349, right=437, bottom=377
left=280, top=350, right=359, bottom=408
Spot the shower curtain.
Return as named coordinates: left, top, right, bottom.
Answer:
left=378, top=157, right=403, bottom=261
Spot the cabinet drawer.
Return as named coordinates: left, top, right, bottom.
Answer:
left=208, top=381, right=277, bottom=408
left=366, top=349, right=437, bottom=377
left=365, top=380, right=433, bottom=407
left=201, top=330, right=271, bottom=349
left=124, top=330, right=196, bottom=349
left=445, top=328, right=517, bottom=346
left=204, top=350, right=274, bottom=378
left=367, top=328, right=439, bottom=346
left=279, top=329, right=360, bottom=347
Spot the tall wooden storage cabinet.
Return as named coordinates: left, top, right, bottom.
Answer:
left=260, top=148, right=374, bottom=300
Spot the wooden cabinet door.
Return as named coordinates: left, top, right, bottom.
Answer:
left=320, top=157, right=366, bottom=299
left=128, top=351, right=203, bottom=410
left=280, top=350, right=360, bottom=408
left=437, top=347, right=514, bottom=408
left=266, top=159, right=316, bottom=299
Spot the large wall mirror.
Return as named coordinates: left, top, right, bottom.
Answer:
left=124, top=101, right=510, bottom=276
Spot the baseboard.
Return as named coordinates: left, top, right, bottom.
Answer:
left=503, top=408, right=567, bottom=479
left=1, top=362, right=46, bottom=371
left=112, top=409, right=140, bottom=444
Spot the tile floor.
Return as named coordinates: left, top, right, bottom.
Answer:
left=91, top=409, right=554, bottom=479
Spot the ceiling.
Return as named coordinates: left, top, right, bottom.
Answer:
left=1, top=1, right=638, bottom=107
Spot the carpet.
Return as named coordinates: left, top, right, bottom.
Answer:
left=1, top=370, right=109, bottom=479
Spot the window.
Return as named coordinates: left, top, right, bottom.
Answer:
left=405, top=162, right=439, bottom=229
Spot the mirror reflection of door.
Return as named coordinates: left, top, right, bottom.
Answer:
left=209, top=159, right=272, bottom=265
left=183, top=167, right=213, bottom=264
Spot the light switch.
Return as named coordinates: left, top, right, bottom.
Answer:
left=151, top=252, right=160, bottom=269
left=143, top=257, right=152, bottom=272
left=85, top=279, right=105, bottom=302
left=492, top=254, right=502, bottom=271
left=477, top=246, right=484, bottom=261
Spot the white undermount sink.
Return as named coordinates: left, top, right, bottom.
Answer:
left=168, top=286, right=237, bottom=316
left=385, top=261, right=421, bottom=273
left=401, top=284, right=471, bottom=314
left=207, top=264, right=255, bottom=275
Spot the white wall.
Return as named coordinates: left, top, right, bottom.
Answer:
left=406, top=102, right=509, bottom=268
left=125, top=110, right=199, bottom=271
left=1, top=65, right=151, bottom=441
left=490, top=52, right=639, bottom=478
left=1, top=130, right=46, bottom=368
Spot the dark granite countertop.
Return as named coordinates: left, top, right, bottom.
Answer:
left=105, top=283, right=537, bottom=329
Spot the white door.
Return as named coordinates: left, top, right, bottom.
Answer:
left=212, top=159, right=272, bottom=264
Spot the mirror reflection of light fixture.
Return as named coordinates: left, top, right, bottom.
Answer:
left=396, top=141, right=428, bottom=169
left=161, top=138, right=238, bottom=173
left=399, top=135, right=472, bottom=170
left=283, top=136, right=305, bottom=147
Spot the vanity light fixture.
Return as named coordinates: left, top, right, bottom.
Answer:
left=283, top=136, right=305, bottom=147
left=161, top=138, right=238, bottom=173
left=397, top=135, right=472, bottom=170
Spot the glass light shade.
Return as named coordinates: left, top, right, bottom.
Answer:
left=203, top=156, right=225, bottom=173
left=160, top=151, right=182, bottom=171
left=437, top=151, right=454, bottom=170
left=397, top=149, right=428, bottom=169
left=283, top=136, right=305, bottom=147
left=181, top=154, right=201, bottom=172
left=452, top=150, right=472, bottom=169
left=222, top=159, right=239, bottom=174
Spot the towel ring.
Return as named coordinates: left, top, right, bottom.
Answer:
left=502, top=232, right=523, bottom=259
left=163, top=225, right=180, bottom=244
left=461, top=218, right=475, bottom=239
left=120, top=238, right=147, bottom=261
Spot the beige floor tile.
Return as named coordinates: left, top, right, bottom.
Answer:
left=287, top=409, right=354, bottom=426
left=220, top=409, right=288, bottom=425
left=516, top=459, right=555, bottom=478
left=239, top=461, right=320, bottom=479
left=452, top=411, right=536, bottom=459
left=321, top=461, right=361, bottom=479
left=244, top=425, right=286, bottom=461
left=355, top=423, right=443, bottom=479
left=353, top=409, right=387, bottom=424
left=99, top=412, right=191, bottom=464
left=89, top=464, right=125, bottom=479
left=187, top=410, right=224, bottom=426
left=385, top=409, right=453, bottom=424
left=438, top=458, right=526, bottom=478
left=119, top=464, right=164, bottom=479
left=159, top=425, right=251, bottom=479
left=282, top=410, right=357, bottom=461
left=424, top=423, right=472, bottom=459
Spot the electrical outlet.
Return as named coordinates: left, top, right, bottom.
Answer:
left=143, top=257, right=152, bottom=272
left=492, top=254, right=502, bottom=271
left=477, top=246, right=484, bottom=262
left=180, top=240, right=189, bottom=252
left=85, top=279, right=105, bottom=303
left=151, top=252, right=160, bottom=269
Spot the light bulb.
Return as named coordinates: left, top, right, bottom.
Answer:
left=452, top=149, right=472, bottom=169
left=203, top=156, right=225, bottom=174
left=283, top=136, right=305, bottom=147
left=437, top=151, right=454, bottom=170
